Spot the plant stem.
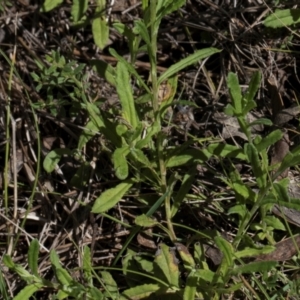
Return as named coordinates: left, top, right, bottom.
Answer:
left=148, top=1, right=176, bottom=241
left=149, top=0, right=158, bottom=113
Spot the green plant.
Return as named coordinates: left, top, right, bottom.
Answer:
left=3, top=239, right=110, bottom=299
left=41, top=0, right=108, bottom=50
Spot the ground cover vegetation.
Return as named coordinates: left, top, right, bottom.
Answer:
left=1, top=0, right=300, bottom=299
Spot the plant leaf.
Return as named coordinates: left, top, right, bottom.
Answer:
left=92, top=0, right=109, bottom=49
left=83, top=246, right=92, bottom=283
left=90, top=59, right=116, bottom=86
left=227, top=72, right=242, bottom=114
left=166, top=149, right=211, bottom=168
left=215, top=236, right=234, bottom=267
left=14, top=284, right=44, bottom=300
left=231, top=261, right=277, bottom=275
left=158, top=48, right=220, bottom=84
left=55, top=267, right=73, bottom=285
left=245, top=143, right=266, bottom=188
left=154, top=243, right=180, bottom=287
left=78, top=119, right=99, bottom=150
left=235, top=246, right=275, bottom=259
left=43, top=148, right=72, bottom=173
left=113, top=146, right=130, bottom=180
left=135, top=214, right=158, bottom=227
left=71, top=0, right=88, bottom=23
left=208, top=143, right=247, bottom=160
left=255, top=129, right=282, bottom=152
left=41, top=0, right=63, bottom=12
left=175, top=243, right=195, bottom=269
left=92, top=181, right=133, bottom=213
left=121, top=284, right=162, bottom=299
left=264, top=9, right=300, bottom=28
left=171, top=168, right=196, bottom=217
left=183, top=273, right=197, bottom=300
left=28, top=239, right=39, bottom=277
left=116, top=62, right=139, bottom=129
left=101, top=271, right=118, bottom=297
left=50, top=250, right=61, bottom=269
left=109, top=48, right=150, bottom=93
left=244, top=71, right=261, bottom=105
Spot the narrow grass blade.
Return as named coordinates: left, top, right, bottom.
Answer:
left=158, top=48, right=220, bottom=84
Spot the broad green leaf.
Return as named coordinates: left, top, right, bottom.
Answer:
left=156, top=0, right=185, bottom=22
left=113, top=146, right=130, bottom=180
left=109, top=48, right=150, bottom=93
left=71, top=0, right=88, bottom=23
left=183, top=273, right=197, bottom=300
left=215, top=236, right=233, bottom=267
left=235, top=246, right=275, bottom=259
left=273, top=181, right=290, bottom=203
left=264, top=9, right=300, bottom=28
left=92, top=17, right=109, bottom=50
left=121, top=283, right=162, bottom=299
left=194, top=243, right=209, bottom=269
left=92, top=0, right=109, bottom=50
left=50, top=250, right=61, bottom=269
left=154, top=244, right=180, bottom=287
left=130, top=148, right=153, bottom=169
left=116, top=62, right=139, bottom=129
left=245, top=143, right=266, bottom=188
left=194, top=269, right=222, bottom=283
left=101, top=271, right=118, bottom=297
left=208, top=143, right=247, bottom=160
left=242, top=99, right=257, bottom=115
left=166, top=149, right=211, bottom=168
left=135, top=214, right=158, bottom=227
left=28, top=239, right=39, bottom=277
left=228, top=204, right=248, bottom=219
left=14, top=265, right=36, bottom=281
left=249, top=118, right=273, bottom=127
left=231, top=261, right=277, bottom=275
left=14, top=283, right=44, bottom=300
left=232, top=182, right=252, bottom=199
left=224, top=103, right=236, bottom=116
left=158, top=48, right=221, bottom=84
left=175, top=243, right=195, bottom=269
left=227, top=72, right=242, bottom=114
left=55, top=267, right=73, bottom=285
left=83, top=246, right=92, bottom=283
left=264, top=216, right=286, bottom=231
left=171, top=168, right=196, bottom=217
left=41, top=0, right=63, bottom=12
left=78, top=120, right=99, bottom=150
left=3, top=254, right=14, bottom=268
left=255, top=129, right=282, bottom=153
left=122, top=249, right=154, bottom=288
left=244, top=71, right=261, bottom=105
left=56, top=289, right=69, bottom=299
left=261, top=198, right=300, bottom=211
left=92, top=181, right=133, bottom=213
left=43, top=148, right=72, bottom=173
left=89, top=287, right=104, bottom=299
left=134, top=20, right=151, bottom=50
left=90, top=59, right=116, bottom=86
